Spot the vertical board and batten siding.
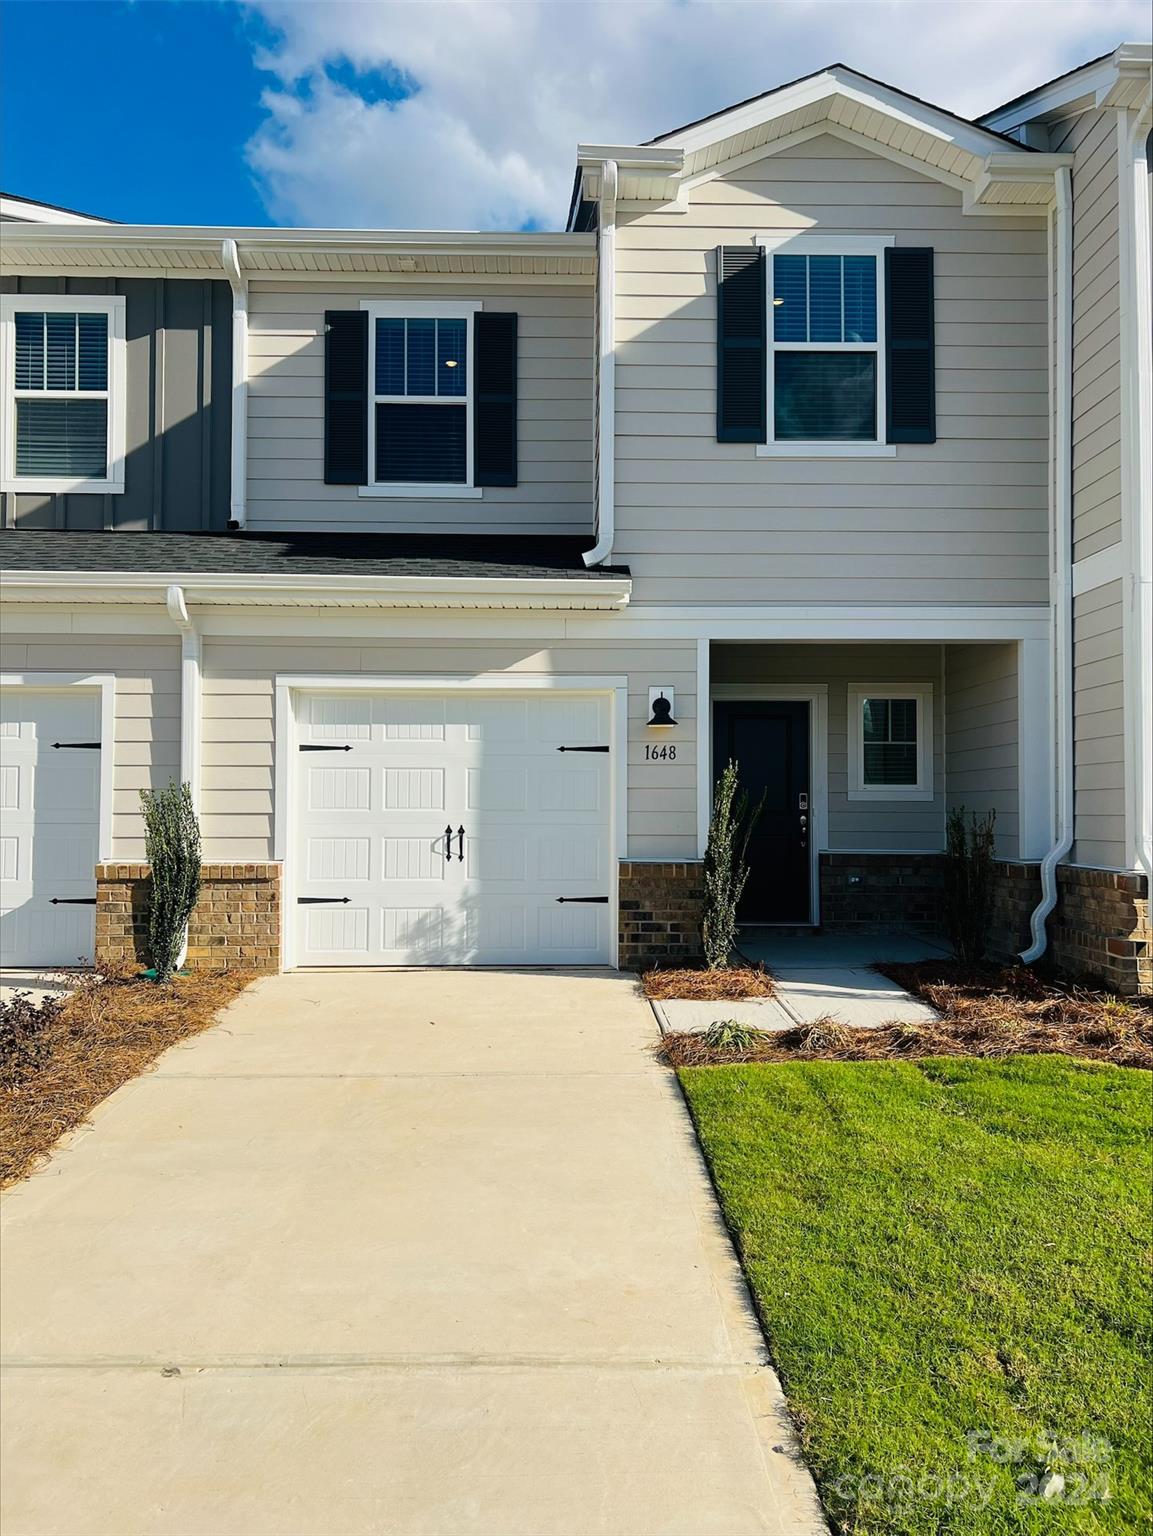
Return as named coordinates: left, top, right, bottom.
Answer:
left=942, top=643, right=1020, bottom=861
left=1072, top=579, right=1126, bottom=869
left=246, top=283, right=594, bottom=534
left=0, top=276, right=232, bottom=531
left=612, top=134, right=1050, bottom=605
left=711, top=643, right=946, bottom=851
left=0, top=618, right=180, bottom=857
left=199, top=631, right=698, bottom=862
left=1049, top=109, right=1123, bottom=563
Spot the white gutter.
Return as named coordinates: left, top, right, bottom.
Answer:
left=221, top=239, right=248, bottom=531
left=583, top=159, right=618, bottom=568
left=1021, top=165, right=1074, bottom=965
left=2, top=569, right=631, bottom=610
left=165, top=585, right=202, bottom=809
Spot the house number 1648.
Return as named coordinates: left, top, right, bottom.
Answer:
left=645, top=743, right=677, bottom=761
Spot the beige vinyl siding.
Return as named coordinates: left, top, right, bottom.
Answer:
left=246, top=283, right=593, bottom=535
left=200, top=632, right=698, bottom=862
left=1072, top=579, right=1126, bottom=869
left=711, top=643, right=945, bottom=851
left=613, top=134, right=1050, bottom=605
left=943, top=643, right=1020, bottom=860
left=1050, top=109, right=1123, bottom=563
left=0, top=622, right=180, bottom=858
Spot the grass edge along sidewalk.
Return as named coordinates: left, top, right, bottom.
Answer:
left=679, top=1054, right=1151, bottom=1535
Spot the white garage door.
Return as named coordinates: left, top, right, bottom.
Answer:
left=293, top=691, right=613, bottom=966
left=0, top=690, right=101, bottom=967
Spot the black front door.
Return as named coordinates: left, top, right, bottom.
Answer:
left=713, top=700, right=811, bottom=924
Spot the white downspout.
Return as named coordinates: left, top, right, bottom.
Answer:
left=1020, top=166, right=1074, bottom=964
left=166, top=584, right=201, bottom=970
left=583, top=159, right=618, bottom=568
left=221, top=238, right=248, bottom=531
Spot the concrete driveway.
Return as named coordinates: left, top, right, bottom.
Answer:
left=1, top=969, right=824, bottom=1536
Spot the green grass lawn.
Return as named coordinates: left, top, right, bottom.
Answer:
left=679, top=1056, right=1152, bottom=1535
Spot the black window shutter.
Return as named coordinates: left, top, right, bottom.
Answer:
left=716, top=246, right=766, bottom=443
left=324, top=310, right=368, bottom=484
left=885, top=248, right=936, bottom=444
left=474, top=311, right=518, bottom=487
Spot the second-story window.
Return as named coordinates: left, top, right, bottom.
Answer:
left=765, top=236, right=891, bottom=449
left=364, top=300, right=480, bottom=492
left=1, top=294, right=126, bottom=494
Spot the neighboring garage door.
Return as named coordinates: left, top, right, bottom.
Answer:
left=293, top=691, right=613, bottom=966
left=0, top=690, right=101, bottom=967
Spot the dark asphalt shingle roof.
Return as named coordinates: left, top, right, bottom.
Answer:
left=0, top=531, right=629, bottom=581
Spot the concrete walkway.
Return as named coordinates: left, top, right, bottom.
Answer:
left=1, top=969, right=825, bottom=1536
left=658, top=932, right=946, bottom=1033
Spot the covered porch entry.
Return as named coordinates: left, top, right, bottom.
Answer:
left=706, top=637, right=1049, bottom=935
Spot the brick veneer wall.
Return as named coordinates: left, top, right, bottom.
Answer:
left=989, top=863, right=1149, bottom=995
left=618, top=861, right=705, bottom=971
left=819, top=853, right=944, bottom=931
left=1050, top=866, right=1148, bottom=995
left=95, top=863, right=281, bottom=973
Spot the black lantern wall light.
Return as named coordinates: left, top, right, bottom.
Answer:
left=647, top=688, right=677, bottom=728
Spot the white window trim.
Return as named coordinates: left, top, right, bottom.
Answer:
left=359, top=298, right=483, bottom=499
left=755, top=232, right=895, bottom=459
left=0, top=294, right=127, bottom=494
left=848, top=684, right=933, bottom=801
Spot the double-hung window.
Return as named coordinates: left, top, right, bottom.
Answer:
left=1, top=294, right=126, bottom=493
left=362, top=299, right=481, bottom=497
left=848, top=687, right=933, bottom=801
left=760, top=235, right=893, bottom=456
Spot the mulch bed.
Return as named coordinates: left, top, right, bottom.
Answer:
left=642, top=966, right=775, bottom=1001
left=0, top=968, right=256, bottom=1187
left=662, top=960, right=1151, bottom=1069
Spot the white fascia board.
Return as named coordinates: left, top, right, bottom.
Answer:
left=662, top=68, right=1023, bottom=162
left=576, top=145, right=684, bottom=170
left=0, top=196, right=109, bottom=225
left=968, top=151, right=1074, bottom=208
left=0, top=569, right=631, bottom=610
left=981, top=45, right=1152, bottom=131
left=0, top=224, right=594, bottom=254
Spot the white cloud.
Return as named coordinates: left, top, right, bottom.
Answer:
left=243, top=0, right=1150, bottom=229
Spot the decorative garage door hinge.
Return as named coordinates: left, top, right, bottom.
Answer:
left=299, top=744, right=353, bottom=752
left=555, top=896, right=609, bottom=904
left=50, top=897, right=97, bottom=905
left=297, top=897, right=351, bottom=904
left=52, top=741, right=101, bottom=750
left=556, top=745, right=609, bottom=753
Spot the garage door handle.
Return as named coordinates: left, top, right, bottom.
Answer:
left=297, top=897, right=351, bottom=904
left=555, top=896, right=608, bottom=904
left=50, top=897, right=97, bottom=905
left=457, top=825, right=465, bottom=862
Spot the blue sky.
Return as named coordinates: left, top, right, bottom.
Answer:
left=1, top=0, right=1149, bottom=230
left=1, top=2, right=285, bottom=223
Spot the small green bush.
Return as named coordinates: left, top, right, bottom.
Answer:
left=701, top=760, right=764, bottom=970
left=140, top=781, right=201, bottom=983
left=943, top=806, right=997, bottom=963
left=703, top=1019, right=768, bottom=1053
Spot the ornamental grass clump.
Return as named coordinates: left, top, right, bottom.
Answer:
left=701, top=760, right=764, bottom=970
left=140, top=780, right=201, bottom=983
